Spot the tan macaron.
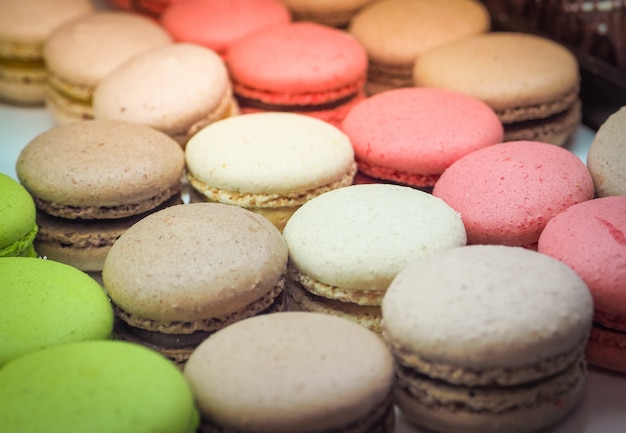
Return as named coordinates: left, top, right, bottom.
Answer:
left=102, top=203, right=289, bottom=365
left=587, top=105, right=626, bottom=197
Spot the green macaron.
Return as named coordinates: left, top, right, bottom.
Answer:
left=0, top=173, right=38, bottom=257
left=0, top=340, right=200, bottom=433
left=0, top=257, right=114, bottom=367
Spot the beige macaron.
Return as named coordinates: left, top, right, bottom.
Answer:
left=93, top=43, right=239, bottom=147
left=382, top=245, right=593, bottom=433
left=279, top=0, right=374, bottom=28
left=587, top=105, right=626, bottom=197
left=282, top=183, right=467, bottom=333
left=413, top=32, right=581, bottom=146
left=102, top=202, right=289, bottom=365
left=184, top=312, right=396, bottom=433
left=185, top=112, right=357, bottom=231
left=348, top=0, right=490, bottom=95
left=0, top=0, right=93, bottom=105
left=43, top=11, right=172, bottom=124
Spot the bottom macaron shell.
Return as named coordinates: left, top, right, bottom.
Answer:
left=585, top=324, right=626, bottom=373
left=0, top=62, right=47, bottom=105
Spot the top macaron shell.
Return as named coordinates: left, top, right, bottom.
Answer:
left=0, top=173, right=37, bottom=256
left=226, top=21, right=367, bottom=104
left=341, top=87, right=504, bottom=184
left=160, top=0, right=291, bottom=57
left=185, top=112, right=355, bottom=196
left=432, top=140, right=595, bottom=246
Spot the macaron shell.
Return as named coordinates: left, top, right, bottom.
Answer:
left=0, top=173, right=37, bottom=253
left=280, top=0, right=372, bottom=27
left=0, top=257, right=113, bottom=367
left=587, top=106, right=626, bottom=197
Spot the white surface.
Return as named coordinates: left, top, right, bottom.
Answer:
left=0, top=101, right=625, bottom=432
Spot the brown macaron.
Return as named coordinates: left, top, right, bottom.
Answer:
left=102, top=203, right=289, bottom=366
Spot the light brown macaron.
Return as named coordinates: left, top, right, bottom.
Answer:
left=586, top=105, right=626, bottom=197
left=413, top=32, right=582, bottom=146
left=43, top=11, right=172, bottom=124
left=0, top=0, right=93, bottom=105
left=184, top=311, right=396, bottom=433
left=102, top=203, right=289, bottom=366
left=93, top=43, right=239, bottom=147
left=348, top=0, right=490, bottom=95
left=279, top=0, right=373, bottom=28
left=15, top=120, right=184, bottom=271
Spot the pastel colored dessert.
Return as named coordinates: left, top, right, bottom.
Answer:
left=348, top=0, right=490, bottom=95
left=16, top=120, right=184, bottom=271
left=184, top=312, right=396, bottom=433
left=226, top=21, right=368, bottom=128
left=0, top=257, right=113, bottom=367
left=0, top=0, right=93, bottom=105
left=341, top=87, right=504, bottom=188
left=102, top=203, right=289, bottom=365
left=278, top=0, right=374, bottom=28
left=382, top=245, right=594, bottom=433
left=282, top=183, right=467, bottom=332
left=0, top=340, right=199, bottom=433
left=586, top=105, right=626, bottom=197
left=413, top=32, right=582, bottom=146
left=432, top=140, right=595, bottom=248
left=538, top=196, right=626, bottom=373
left=93, top=43, right=239, bottom=147
left=185, top=112, right=357, bottom=231
left=160, top=0, right=291, bottom=59
left=0, top=173, right=37, bottom=257
left=43, top=11, right=172, bottom=124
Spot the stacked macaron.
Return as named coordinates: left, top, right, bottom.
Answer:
left=0, top=173, right=38, bottom=258
left=278, top=0, right=374, bottom=28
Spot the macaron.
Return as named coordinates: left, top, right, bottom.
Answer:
left=102, top=203, right=289, bottom=365
left=0, top=0, right=93, bottom=105
left=432, top=140, right=595, bottom=248
left=226, top=21, right=368, bottom=128
left=16, top=120, right=185, bottom=271
left=586, top=105, right=626, bottom=197
left=538, top=196, right=626, bottom=373
left=413, top=32, right=582, bottom=146
left=185, top=112, right=357, bottom=231
left=382, top=245, right=594, bottom=433
left=341, top=87, right=504, bottom=188
left=43, top=11, right=172, bottom=124
left=348, top=0, right=490, bottom=95
left=160, top=0, right=291, bottom=59
left=0, top=173, right=38, bottom=257
left=0, top=340, right=199, bottom=433
left=282, top=183, right=467, bottom=332
left=93, top=43, right=239, bottom=147
left=184, top=312, right=396, bottom=433
left=278, top=0, right=373, bottom=28
left=0, top=257, right=113, bottom=367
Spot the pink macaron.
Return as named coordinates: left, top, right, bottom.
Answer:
left=226, top=21, right=368, bottom=128
left=160, top=0, right=291, bottom=59
left=432, top=140, right=595, bottom=248
left=538, top=196, right=626, bottom=373
left=341, top=87, right=504, bottom=187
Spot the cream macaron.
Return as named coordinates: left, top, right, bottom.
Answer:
left=102, top=203, right=289, bottom=366
left=282, top=183, right=467, bottom=332
left=185, top=112, right=357, bottom=231
left=93, top=43, right=239, bottom=147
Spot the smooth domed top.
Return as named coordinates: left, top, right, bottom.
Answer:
left=0, top=173, right=36, bottom=251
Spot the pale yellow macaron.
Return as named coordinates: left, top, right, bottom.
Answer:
left=185, top=112, right=357, bottom=230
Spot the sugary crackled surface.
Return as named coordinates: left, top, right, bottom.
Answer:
left=342, top=87, right=504, bottom=175
left=538, top=196, right=626, bottom=329
left=43, top=11, right=172, bottom=86
left=226, top=22, right=367, bottom=97
left=348, top=0, right=489, bottom=65
left=432, top=140, right=595, bottom=246
left=381, top=245, right=594, bottom=369
left=587, top=106, right=626, bottom=197
left=184, top=312, right=394, bottom=433
left=0, top=340, right=199, bottom=433
left=412, top=32, right=580, bottom=117
left=282, top=183, right=467, bottom=292
left=93, top=43, right=230, bottom=135
left=16, top=120, right=184, bottom=208
left=0, top=173, right=36, bottom=248
left=185, top=112, right=355, bottom=194
left=102, top=203, right=288, bottom=322
left=0, top=257, right=113, bottom=367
